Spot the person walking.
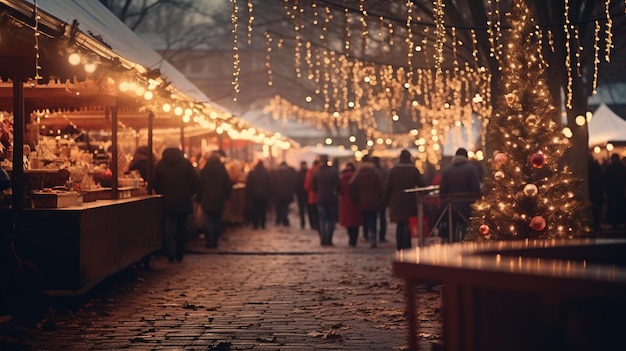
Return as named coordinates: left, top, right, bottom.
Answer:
left=372, top=156, right=389, bottom=243
left=350, top=156, right=384, bottom=248
left=305, top=159, right=320, bottom=233
left=245, top=160, right=272, bottom=229
left=197, top=152, right=232, bottom=248
left=295, top=161, right=309, bottom=229
left=152, top=139, right=199, bottom=262
left=312, top=155, right=341, bottom=246
left=272, top=161, right=296, bottom=227
left=439, top=148, right=481, bottom=242
left=604, top=153, right=626, bottom=230
left=339, top=162, right=362, bottom=247
left=384, top=149, right=425, bottom=250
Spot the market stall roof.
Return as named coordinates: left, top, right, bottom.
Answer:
left=22, top=0, right=213, bottom=105
left=588, top=103, right=626, bottom=146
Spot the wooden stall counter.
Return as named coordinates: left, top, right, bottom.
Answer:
left=393, top=239, right=626, bottom=351
left=1, top=195, right=163, bottom=296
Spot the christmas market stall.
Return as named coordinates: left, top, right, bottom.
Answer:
left=0, top=0, right=232, bottom=295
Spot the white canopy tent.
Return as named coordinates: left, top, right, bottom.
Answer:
left=588, top=103, right=626, bottom=146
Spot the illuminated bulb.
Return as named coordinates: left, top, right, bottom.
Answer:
left=607, top=143, right=614, bottom=151
left=68, top=53, right=81, bottom=66
left=184, top=108, right=193, bottom=116
left=305, top=96, right=312, bottom=103
left=348, top=101, right=355, bottom=108
left=174, top=106, right=183, bottom=116
left=392, top=114, right=399, bottom=121
left=523, top=184, right=538, bottom=196
left=119, top=81, right=130, bottom=92
left=134, top=85, right=145, bottom=96
left=575, top=115, right=586, bottom=126
left=162, top=103, right=172, bottom=113
left=182, top=115, right=191, bottom=123
left=325, top=138, right=332, bottom=145
left=143, top=91, right=153, bottom=101
left=84, top=62, right=97, bottom=73
left=562, top=127, right=573, bottom=138
left=586, top=110, right=593, bottom=121
left=349, top=135, right=356, bottom=143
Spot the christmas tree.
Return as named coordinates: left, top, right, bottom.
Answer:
left=467, top=0, right=591, bottom=240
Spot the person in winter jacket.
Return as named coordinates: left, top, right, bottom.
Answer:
left=350, top=156, right=384, bottom=248
left=272, top=161, right=296, bottom=227
left=304, top=159, right=320, bottom=232
left=295, top=161, right=309, bottom=229
left=383, top=149, right=425, bottom=250
left=312, top=155, right=340, bottom=246
left=246, top=160, right=272, bottom=229
left=339, top=162, right=362, bottom=247
left=152, top=139, right=199, bottom=262
left=371, top=156, right=389, bottom=242
left=439, top=148, right=481, bottom=241
left=197, top=152, right=232, bottom=248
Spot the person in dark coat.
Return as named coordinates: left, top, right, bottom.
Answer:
left=272, top=161, right=296, bottom=226
left=350, top=156, right=384, bottom=248
left=152, top=139, right=199, bottom=262
left=372, top=156, right=389, bottom=243
left=339, top=162, right=362, bottom=247
left=295, top=161, right=309, bottom=229
left=129, top=145, right=155, bottom=181
left=312, top=154, right=341, bottom=246
left=384, top=149, right=425, bottom=250
left=604, top=153, right=626, bottom=229
left=246, top=160, right=272, bottom=229
left=305, top=159, right=320, bottom=232
left=197, top=152, right=232, bottom=248
left=439, top=148, right=481, bottom=241
left=588, top=155, right=605, bottom=232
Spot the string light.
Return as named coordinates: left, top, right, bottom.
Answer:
left=433, top=0, right=445, bottom=76
left=33, top=0, right=42, bottom=84
left=592, top=20, right=600, bottom=94
left=247, top=0, right=253, bottom=45
left=231, top=0, right=240, bottom=101
left=265, top=32, right=273, bottom=86
left=604, top=0, right=613, bottom=62
left=406, top=0, right=415, bottom=79
left=564, top=0, right=573, bottom=109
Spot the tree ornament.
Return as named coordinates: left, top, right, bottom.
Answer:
left=494, top=171, right=505, bottom=180
left=494, top=152, right=508, bottom=165
left=525, top=114, right=538, bottom=125
left=479, top=224, right=490, bottom=236
left=530, top=153, right=545, bottom=168
left=523, top=184, right=538, bottom=196
left=529, top=216, right=546, bottom=231
left=505, top=93, right=517, bottom=106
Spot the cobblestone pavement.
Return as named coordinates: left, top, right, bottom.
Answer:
left=0, top=218, right=442, bottom=350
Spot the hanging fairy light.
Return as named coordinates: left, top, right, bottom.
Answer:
left=592, top=20, right=600, bottom=94
left=604, top=0, right=613, bottom=62
left=433, top=0, right=446, bottom=76
left=33, top=0, right=42, bottom=83
left=265, top=32, right=273, bottom=86
left=231, top=0, right=240, bottom=101
left=247, top=0, right=253, bottom=45
left=406, top=0, right=415, bottom=78
left=563, top=0, right=573, bottom=109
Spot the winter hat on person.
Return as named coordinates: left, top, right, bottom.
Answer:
left=399, top=149, right=412, bottom=163
left=455, top=148, right=468, bottom=158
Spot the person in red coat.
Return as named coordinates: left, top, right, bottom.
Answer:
left=304, top=159, right=320, bottom=232
left=339, top=163, right=362, bottom=246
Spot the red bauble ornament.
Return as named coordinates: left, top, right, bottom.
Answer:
left=494, top=153, right=508, bottom=165
left=529, top=216, right=546, bottom=231
left=479, top=224, right=490, bottom=235
left=530, top=153, right=546, bottom=168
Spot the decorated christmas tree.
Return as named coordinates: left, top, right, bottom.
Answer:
left=467, top=0, right=591, bottom=240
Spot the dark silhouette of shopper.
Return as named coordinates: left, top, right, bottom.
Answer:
left=305, top=159, right=320, bottom=232
left=295, top=160, right=309, bottom=229
left=439, top=148, right=481, bottom=242
left=604, top=153, right=626, bottom=230
left=384, top=149, right=425, bottom=250
left=152, top=139, right=199, bottom=262
left=312, top=154, right=340, bottom=246
left=246, top=160, right=272, bottom=229
left=272, top=161, right=296, bottom=227
left=197, top=152, right=232, bottom=248
left=372, top=156, right=389, bottom=243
